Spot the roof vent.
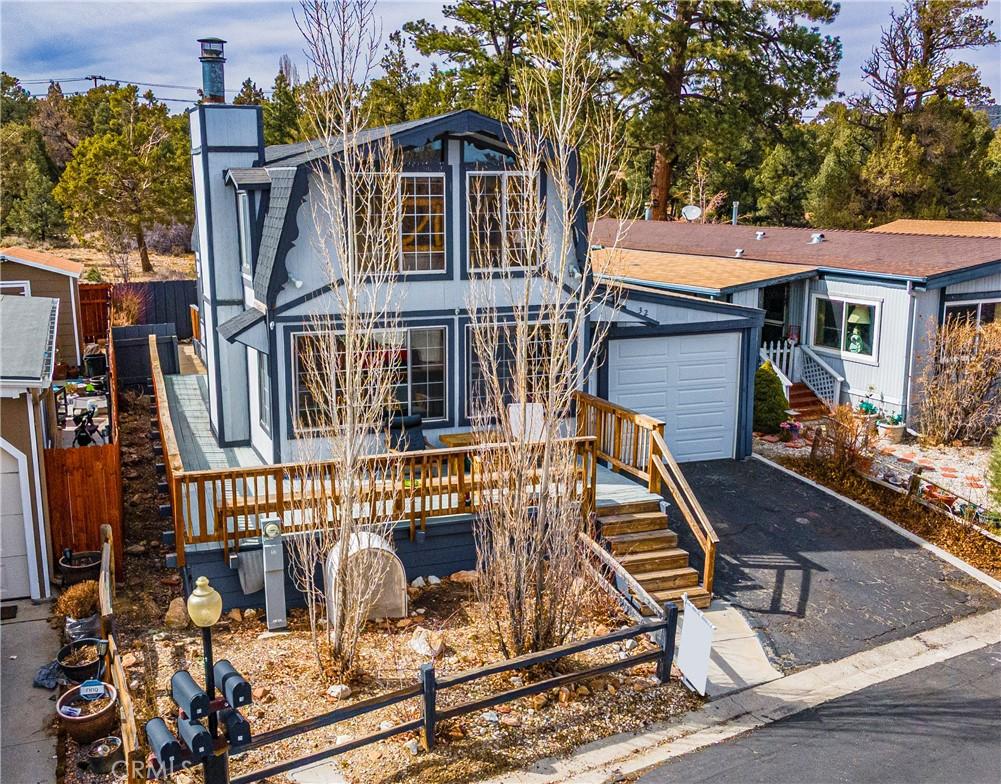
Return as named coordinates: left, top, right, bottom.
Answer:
left=810, top=232, right=825, bottom=244
left=734, top=248, right=744, bottom=258
left=755, top=231, right=766, bottom=240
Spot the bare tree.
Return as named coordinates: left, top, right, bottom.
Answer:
left=285, top=0, right=406, bottom=675
left=466, top=1, right=634, bottom=656
left=94, top=218, right=134, bottom=283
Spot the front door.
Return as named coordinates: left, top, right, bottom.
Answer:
left=761, top=283, right=789, bottom=344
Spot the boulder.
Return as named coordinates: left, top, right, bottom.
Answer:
left=327, top=684, right=352, bottom=700
left=227, top=608, right=243, bottom=623
left=409, top=627, right=445, bottom=658
left=410, top=577, right=426, bottom=589
left=164, top=598, right=188, bottom=629
left=449, top=570, right=478, bottom=584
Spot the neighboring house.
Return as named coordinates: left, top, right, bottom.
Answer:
left=190, top=86, right=763, bottom=463
left=0, top=295, right=58, bottom=601
left=591, top=219, right=1001, bottom=420
left=0, top=247, right=84, bottom=371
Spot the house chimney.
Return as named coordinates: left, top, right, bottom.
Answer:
left=731, top=201, right=739, bottom=225
left=198, top=37, right=227, bottom=103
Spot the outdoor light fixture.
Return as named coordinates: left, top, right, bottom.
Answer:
left=187, top=576, right=223, bottom=628
left=187, top=576, right=228, bottom=783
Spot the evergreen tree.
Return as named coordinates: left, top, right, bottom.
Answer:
left=233, top=78, right=266, bottom=105
left=264, top=69, right=303, bottom=146
left=0, top=123, right=52, bottom=233
left=754, top=362, right=788, bottom=434
left=1, top=72, right=32, bottom=125
left=30, top=81, right=79, bottom=171
left=8, top=160, right=64, bottom=240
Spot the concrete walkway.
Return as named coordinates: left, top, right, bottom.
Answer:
left=0, top=600, right=59, bottom=784
left=689, top=600, right=782, bottom=698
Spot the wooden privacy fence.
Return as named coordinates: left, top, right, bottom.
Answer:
left=574, top=391, right=719, bottom=596
left=79, top=280, right=198, bottom=342
left=98, top=524, right=143, bottom=784
left=225, top=603, right=679, bottom=784
left=79, top=283, right=112, bottom=343
left=113, top=324, right=180, bottom=387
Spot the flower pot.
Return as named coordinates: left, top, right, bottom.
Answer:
left=57, top=683, right=119, bottom=744
left=87, top=736, right=124, bottom=775
left=877, top=422, right=905, bottom=444
left=58, top=638, right=104, bottom=683
left=58, top=551, right=101, bottom=586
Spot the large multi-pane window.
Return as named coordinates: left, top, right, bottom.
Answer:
left=466, top=322, right=561, bottom=417
left=400, top=174, right=446, bottom=272
left=292, top=327, right=447, bottom=432
left=811, top=295, right=879, bottom=359
left=467, top=172, right=535, bottom=269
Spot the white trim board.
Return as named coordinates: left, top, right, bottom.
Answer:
left=25, top=394, right=51, bottom=598
left=751, top=453, right=1001, bottom=594
left=0, top=254, right=81, bottom=279
left=0, top=434, right=41, bottom=601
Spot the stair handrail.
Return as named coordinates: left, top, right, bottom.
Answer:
left=798, top=344, right=845, bottom=409
left=759, top=348, right=792, bottom=402
left=648, top=429, right=719, bottom=596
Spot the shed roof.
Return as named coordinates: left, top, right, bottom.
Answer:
left=0, top=294, right=59, bottom=387
left=593, top=247, right=816, bottom=295
left=0, top=246, right=84, bottom=278
left=867, top=219, right=1001, bottom=238
left=590, top=219, right=1001, bottom=282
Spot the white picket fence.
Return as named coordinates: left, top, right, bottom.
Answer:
left=761, top=339, right=796, bottom=379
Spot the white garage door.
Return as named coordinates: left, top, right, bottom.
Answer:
left=608, top=332, right=741, bottom=462
left=1, top=448, right=31, bottom=600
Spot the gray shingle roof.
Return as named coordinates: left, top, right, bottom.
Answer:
left=253, top=167, right=300, bottom=302
left=227, top=168, right=272, bottom=187
left=217, top=304, right=266, bottom=341
left=0, top=294, right=59, bottom=386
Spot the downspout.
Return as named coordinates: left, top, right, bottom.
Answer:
left=901, top=280, right=918, bottom=422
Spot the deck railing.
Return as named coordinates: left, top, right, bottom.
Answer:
left=573, top=391, right=719, bottom=596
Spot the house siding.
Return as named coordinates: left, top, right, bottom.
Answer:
left=0, top=260, right=80, bottom=367
left=944, top=270, right=1001, bottom=297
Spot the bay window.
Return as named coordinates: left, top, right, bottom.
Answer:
left=811, top=295, right=878, bottom=359
left=467, top=171, right=535, bottom=269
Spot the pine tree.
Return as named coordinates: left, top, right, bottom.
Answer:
left=264, top=70, right=302, bottom=146
left=233, top=78, right=265, bottom=105
left=8, top=160, right=64, bottom=240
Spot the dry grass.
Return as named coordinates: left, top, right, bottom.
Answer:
left=52, top=580, right=98, bottom=620
left=0, top=235, right=194, bottom=282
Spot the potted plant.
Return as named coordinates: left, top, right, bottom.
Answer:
left=876, top=412, right=905, bottom=443
left=779, top=418, right=802, bottom=442
left=857, top=398, right=879, bottom=424
left=56, top=682, right=119, bottom=743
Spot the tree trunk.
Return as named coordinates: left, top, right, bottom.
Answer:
left=135, top=226, right=153, bottom=273
left=650, top=144, right=674, bottom=221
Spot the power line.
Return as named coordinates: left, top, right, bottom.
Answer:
left=19, top=74, right=271, bottom=94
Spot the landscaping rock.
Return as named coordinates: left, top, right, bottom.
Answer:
left=622, top=638, right=638, bottom=651
left=327, top=684, right=352, bottom=700
left=409, top=627, right=445, bottom=658
left=227, top=608, right=243, bottom=623
left=164, top=597, right=188, bottom=629
left=121, top=652, right=138, bottom=669
left=449, top=569, right=478, bottom=583
left=403, top=738, right=420, bottom=756
left=528, top=693, right=548, bottom=710
left=396, top=617, right=414, bottom=629
left=482, top=710, right=499, bottom=723
left=499, top=714, right=521, bottom=727
left=410, top=576, right=426, bottom=588
left=379, top=720, right=394, bottom=732
left=426, top=575, right=441, bottom=585
left=558, top=686, right=572, bottom=704
left=252, top=686, right=271, bottom=702
left=243, top=608, right=258, bottom=622
left=125, top=543, right=146, bottom=555
left=160, top=574, right=181, bottom=587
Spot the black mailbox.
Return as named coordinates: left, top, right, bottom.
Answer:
left=221, top=708, right=252, bottom=746
left=145, top=717, right=183, bottom=771
left=171, top=671, right=210, bottom=719
left=177, top=716, right=212, bottom=759
left=214, top=659, right=252, bottom=708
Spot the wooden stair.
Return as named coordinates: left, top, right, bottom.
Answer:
left=598, top=500, right=711, bottom=610
left=787, top=383, right=829, bottom=420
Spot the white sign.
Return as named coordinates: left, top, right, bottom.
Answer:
left=79, top=679, right=106, bottom=701
left=676, top=594, right=715, bottom=695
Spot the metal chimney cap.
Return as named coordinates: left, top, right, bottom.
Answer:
left=198, top=37, right=226, bottom=61
left=754, top=231, right=766, bottom=240
left=734, top=248, right=744, bottom=257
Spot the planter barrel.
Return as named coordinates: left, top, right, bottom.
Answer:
left=57, top=684, right=119, bottom=744
left=58, top=551, right=101, bottom=586
left=58, top=638, right=105, bottom=683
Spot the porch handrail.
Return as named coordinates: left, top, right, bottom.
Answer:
left=759, top=348, right=792, bottom=402
left=799, top=344, right=844, bottom=410
left=573, top=390, right=718, bottom=596
left=799, top=344, right=845, bottom=383
left=149, top=335, right=186, bottom=563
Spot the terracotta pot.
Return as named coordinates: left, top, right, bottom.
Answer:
left=877, top=422, right=906, bottom=444
left=57, top=684, right=119, bottom=744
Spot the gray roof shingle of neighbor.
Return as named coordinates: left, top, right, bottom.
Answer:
left=590, top=219, right=1001, bottom=280
left=0, top=294, right=59, bottom=385
left=264, top=110, right=468, bottom=167
left=253, top=167, right=299, bottom=302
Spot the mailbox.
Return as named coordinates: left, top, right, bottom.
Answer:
left=214, top=659, right=252, bottom=708
left=145, top=717, right=183, bottom=771
left=221, top=708, right=252, bottom=746
left=177, top=716, right=212, bottom=759
left=171, top=671, right=210, bottom=719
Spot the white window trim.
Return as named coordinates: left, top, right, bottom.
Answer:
left=291, top=326, right=449, bottom=435
left=398, top=172, right=447, bottom=275
left=0, top=280, right=31, bottom=295
left=808, top=293, right=882, bottom=366
left=944, top=297, right=1000, bottom=326
left=465, top=170, right=538, bottom=272
left=237, top=191, right=252, bottom=280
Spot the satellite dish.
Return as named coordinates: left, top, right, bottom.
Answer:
left=681, top=204, right=702, bottom=222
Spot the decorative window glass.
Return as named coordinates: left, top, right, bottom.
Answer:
left=467, top=172, right=535, bottom=269
left=463, top=140, right=515, bottom=167
left=400, top=174, right=446, bottom=272
left=811, top=296, right=877, bottom=358
left=402, top=140, right=442, bottom=166
left=466, top=322, right=561, bottom=417
left=944, top=299, right=998, bottom=327
left=257, top=349, right=271, bottom=432
left=292, top=327, right=447, bottom=432
left=237, top=191, right=252, bottom=274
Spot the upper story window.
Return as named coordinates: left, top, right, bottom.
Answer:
left=402, top=139, right=443, bottom=166
left=810, top=295, right=879, bottom=361
left=467, top=171, right=534, bottom=269
left=237, top=191, right=252, bottom=276
left=464, top=140, right=515, bottom=167
left=945, top=299, right=998, bottom=327
left=257, top=349, right=271, bottom=433
left=401, top=174, right=446, bottom=272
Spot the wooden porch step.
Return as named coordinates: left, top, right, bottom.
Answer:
left=617, top=547, right=691, bottom=573
left=648, top=585, right=712, bottom=610
left=599, top=511, right=669, bottom=536
left=597, top=499, right=662, bottom=517
left=606, top=529, right=678, bottom=555
left=636, top=566, right=700, bottom=592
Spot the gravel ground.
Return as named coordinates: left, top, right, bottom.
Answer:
left=875, top=442, right=991, bottom=510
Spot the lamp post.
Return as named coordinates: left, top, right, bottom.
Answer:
left=186, top=576, right=228, bottom=784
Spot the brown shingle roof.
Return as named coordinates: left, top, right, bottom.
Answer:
left=0, top=246, right=84, bottom=277
left=590, top=220, right=1001, bottom=281
left=868, top=219, right=1001, bottom=238
left=592, top=247, right=816, bottom=294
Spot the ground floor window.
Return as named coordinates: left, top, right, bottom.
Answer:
left=257, top=349, right=271, bottom=433
left=811, top=295, right=878, bottom=359
left=0, top=281, right=30, bottom=296
left=292, top=326, right=447, bottom=433
left=944, top=299, right=998, bottom=327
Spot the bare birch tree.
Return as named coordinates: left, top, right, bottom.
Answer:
left=285, top=0, right=406, bottom=675
left=467, top=1, right=634, bottom=656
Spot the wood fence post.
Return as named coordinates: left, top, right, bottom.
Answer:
left=419, top=662, right=436, bottom=751
left=657, top=603, right=678, bottom=684
left=906, top=466, right=925, bottom=498
left=809, top=425, right=825, bottom=462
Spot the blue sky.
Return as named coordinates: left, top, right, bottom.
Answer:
left=2, top=0, right=999, bottom=111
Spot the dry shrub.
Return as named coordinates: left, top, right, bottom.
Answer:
left=816, top=404, right=876, bottom=476
left=54, top=580, right=99, bottom=619
left=110, top=284, right=149, bottom=326
left=913, top=319, right=1001, bottom=445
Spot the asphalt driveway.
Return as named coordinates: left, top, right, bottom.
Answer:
left=678, top=458, right=1000, bottom=671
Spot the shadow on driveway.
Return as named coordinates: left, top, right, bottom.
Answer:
left=678, top=458, right=1000, bottom=670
